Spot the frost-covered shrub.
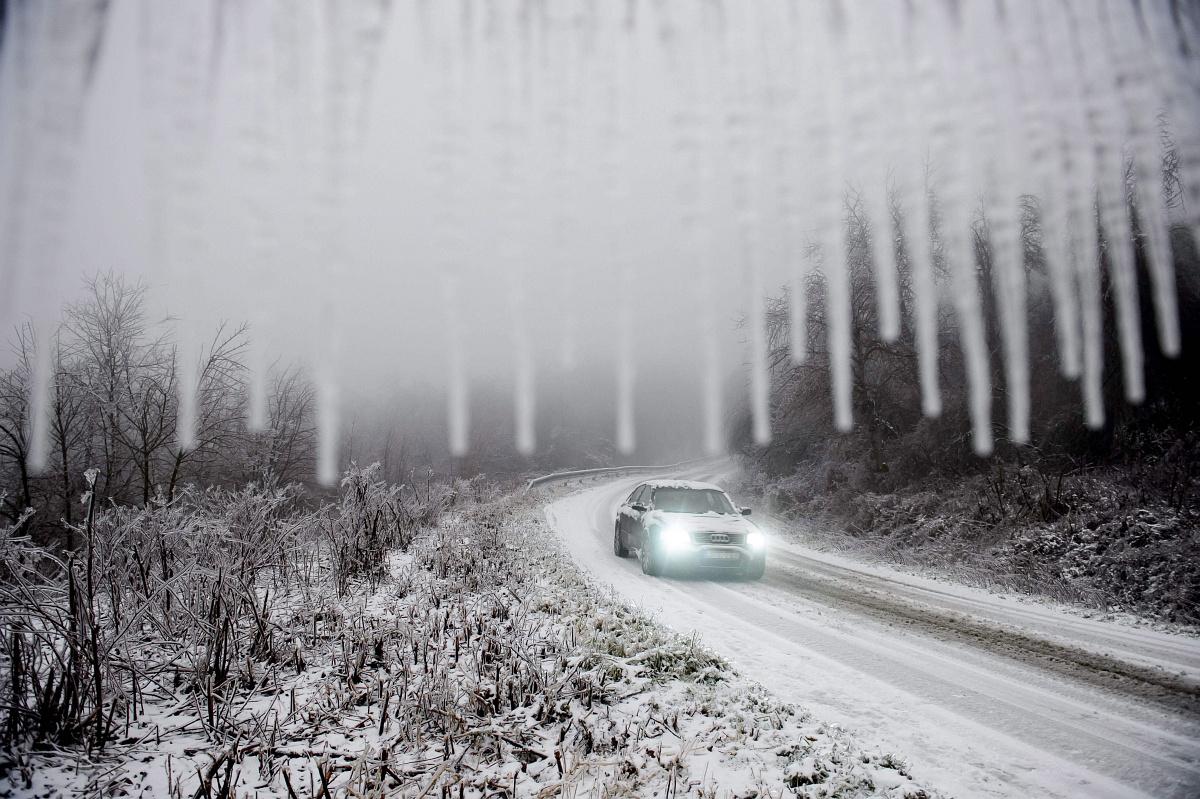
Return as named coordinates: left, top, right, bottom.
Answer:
left=748, top=456, right=1200, bottom=623
left=0, top=464, right=458, bottom=751
left=326, top=463, right=447, bottom=594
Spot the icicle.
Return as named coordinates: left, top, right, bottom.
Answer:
left=1141, top=0, right=1200, bottom=252
left=723, top=3, right=773, bottom=443
left=816, top=5, right=853, bottom=434
left=948, top=211, right=994, bottom=456
left=969, top=2, right=1029, bottom=444
left=247, top=336, right=270, bottom=432
left=306, top=0, right=391, bottom=485
left=174, top=268, right=205, bottom=453
left=616, top=267, right=636, bottom=456
left=560, top=273, right=577, bottom=372
left=1015, top=2, right=1081, bottom=379
left=908, top=195, right=942, bottom=419
left=316, top=362, right=340, bottom=488
left=898, top=4, right=941, bottom=419
left=487, top=0, right=538, bottom=458
left=1076, top=214, right=1106, bottom=430
left=698, top=218, right=725, bottom=456
left=512, top=283, right=535, bottom=457
left=0, top=2, right=107, bottom=330
left=231, top=0, right=282, bottom=432
left=313, top=268, right=345, bottom=490
left=176, top=320, right=199, bottom=453
left=749, top=244, right=771, bottom=446
left=4, top=2, right=108, bottom=469
left=1129, top=140, right=1182, bottom=358
left=702, top=275, right=723, bottom=456
left=1069, top=0, right=1144, bottom=405
left=25, top=321, right=55, bottom=474
left=928, top=0, right=992, bottom=455
left=847, top=9, right=900, bottom=343
left=788, top=236, right=809, bottom=364
left=139, top=1, right=221, bottom=453
left=787, top=76, right=816, bottom=364
left=547, top=18, right=580, bottom=374
left=988, top=209, right=1032, bottom=443
left=10, top=0, right=1200, bottom=465
left=780, top=11, right=808, bottom=365
left=424, top=2, right=471, bottom=458
left=1019, top=0, right=1083, bottom=379
left=823, top=227, right=853, bottom=435
left=1101, top=0, right=1180, bottom=359
left=1040, top=191, right=1084, bottom=380
left=1098, top=178, right=1145, bottom=406
left=443, top=275, right=469, bottom=459
left=661, top=0, right=723, bottom=451
left=1041, top=0, right=1105, bottom=426
left=605, top=10, right=636, bottom=457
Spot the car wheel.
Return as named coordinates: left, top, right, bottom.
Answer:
left=640, top=536, right=662, bottom=577
left=744, top=558, right=765, bottom=580
left=614, top=522, right=630, bottom=557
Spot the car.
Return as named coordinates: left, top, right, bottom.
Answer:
left=614, top=479, right=766, bottom=579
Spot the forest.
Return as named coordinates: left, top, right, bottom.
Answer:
left=732, top=150, right=1200, bottom=623
left=0, top=274, right=318, bottom=547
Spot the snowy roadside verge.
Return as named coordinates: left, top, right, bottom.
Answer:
left=2, top=489, right=938, bottom=798
left=734, top=467, right=1200, bottom=633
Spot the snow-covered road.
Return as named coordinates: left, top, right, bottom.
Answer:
left=544, top=469, right=1200, bottom=798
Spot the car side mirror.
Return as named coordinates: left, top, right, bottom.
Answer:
left=631, top=503, right=647, bottom=513
left=740, top=507, right=752, bottom=516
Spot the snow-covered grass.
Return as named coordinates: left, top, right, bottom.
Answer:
left=1, top=481, right=936, bottom=798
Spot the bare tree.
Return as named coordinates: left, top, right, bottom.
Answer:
left=0, top=272, right=319, bottom=543
left=0, top=326, right=35, bottom=529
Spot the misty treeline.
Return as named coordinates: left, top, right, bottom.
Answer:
left=735, top=144, right=1200, bottom=620
left=740, top=143, right=1200, bottom=486
left=0, top=273, right=317, bottom=544
left=342, top=370, right=708, bottom=486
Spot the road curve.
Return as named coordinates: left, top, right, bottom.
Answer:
left=543, top=468, right=1200, bottom=799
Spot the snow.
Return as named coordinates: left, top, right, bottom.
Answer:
left=545, top=468, right=1200, bottom=798
left=630, top=478, right=726, bottom=492
left=0, top=489, right=940, bottom=799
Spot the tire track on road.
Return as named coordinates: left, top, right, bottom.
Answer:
left=764, top=551, right=1200, bottom=717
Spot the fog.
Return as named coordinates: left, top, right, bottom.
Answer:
left=4, top=0, right=754, bottom=474
left=49, top=0, right=723, bottom=373
left=2, top=0, right=1197, bottom=479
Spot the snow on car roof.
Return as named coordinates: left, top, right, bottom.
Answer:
left=641, top=479, right=726, bottom=491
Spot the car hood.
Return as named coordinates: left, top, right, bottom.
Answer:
left=644, top=511, right=757, bottom=534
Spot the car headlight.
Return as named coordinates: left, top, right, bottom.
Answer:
left=660, top=525, right=692, bottom=552
left=747, top=531, right=766, bottom=550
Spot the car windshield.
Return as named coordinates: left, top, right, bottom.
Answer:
left=652, top=488, right=736, bottom=514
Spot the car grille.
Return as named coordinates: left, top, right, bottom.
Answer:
left=693, top=531, right=745, bottom=546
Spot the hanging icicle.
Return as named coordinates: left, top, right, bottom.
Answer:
left=1017, top=0, right=1082, bottom=381
left=816, top=2, right=853, bottom=434
left=311, top=0, right=392, bottom=484
left=897, top=1, right=942, bottom=419
left=4, top=0, right=1199, bottom=476
left=444, top=274, right=469, bottom=458
left=5, top=1, right=110, bottom=472
left=969, top=1, right=1030, bottom=444
left=927, top=0, right=992, bottom=455
left=845, top=7, right=900, bottom=344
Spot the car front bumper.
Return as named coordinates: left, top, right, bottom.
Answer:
left=660, top=544, right=764, bottom=571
